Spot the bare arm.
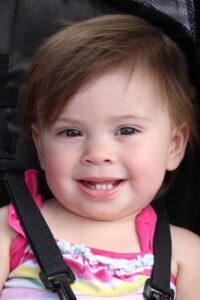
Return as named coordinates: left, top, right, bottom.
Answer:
left=0, top=206, right=14, bottom=292
left=171, top=226, right=200, bottom=300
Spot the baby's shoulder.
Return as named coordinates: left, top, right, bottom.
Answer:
left=0, top=205, right=16, bottom=241
left=170, top=225, right=200, bottom=256
left=0, top=205, right=10, bottom=233
left=170, top=225, right=200, bottom=299
left=0, top=205, right=16, bottom=289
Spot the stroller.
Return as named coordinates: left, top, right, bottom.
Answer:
left=0, top=1, right=200, bottom=299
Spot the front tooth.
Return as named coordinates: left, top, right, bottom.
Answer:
left=96, top=183, right=113, bottom=190
left=107, top=183, right=113, bottom=190
left=85, top=182, right=114, bottom=189
left=96, top=184, right=101, bottom=190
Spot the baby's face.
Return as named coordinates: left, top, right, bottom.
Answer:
left=32, top=69, right=187, bottom=221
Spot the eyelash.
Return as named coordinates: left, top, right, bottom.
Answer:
left=58, top=128, right=82, bottom=137
left=115, top=126, right=140, bottom=136
left=58, top=126, right=140, bottom=138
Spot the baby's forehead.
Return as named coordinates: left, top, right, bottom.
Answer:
left=58, top=68, right=169, bottom=118
left=70, top=67, right=167, bottom=103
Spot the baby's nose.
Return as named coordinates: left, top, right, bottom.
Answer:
left=81, top=138, right=116, bottom=165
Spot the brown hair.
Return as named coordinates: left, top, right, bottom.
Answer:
left=22, top=14, right=198, bottom=145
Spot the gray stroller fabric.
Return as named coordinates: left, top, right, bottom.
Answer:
left=0, top=0, right=199, bottom=234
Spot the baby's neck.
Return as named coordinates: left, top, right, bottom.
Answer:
left=42, top=199, right=141, bottom=253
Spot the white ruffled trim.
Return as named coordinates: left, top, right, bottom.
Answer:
left=57, top=240, right=154, bottom=273
left=25, top=239, right=154, bottom=274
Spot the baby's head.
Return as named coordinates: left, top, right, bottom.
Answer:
left=22, top=14, right=197, bottom=201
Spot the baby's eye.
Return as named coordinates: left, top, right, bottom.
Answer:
left=115, top=126, right=139, bottom=135
left=59, top=128, right=82, bottom=137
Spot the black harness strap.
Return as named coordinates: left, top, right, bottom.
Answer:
left=3, top=172, right=77, bottom=300
left=143, top=201, right=175, bottom=300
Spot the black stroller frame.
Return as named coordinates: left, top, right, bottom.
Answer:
left=1, top=1, right=200, bottom=299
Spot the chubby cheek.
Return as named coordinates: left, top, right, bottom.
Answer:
left=43, top=159, right=77, bottom=209
left=124, top=145, right=168, bottom=196
left=40, top=144, right=77, bottom=189
left=41, top=139, right=77, bottom=172
left=43, top=156, right=75, bottom=185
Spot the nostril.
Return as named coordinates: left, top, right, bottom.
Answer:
left=104, top=158, right=112, bottom=163
left=84, top=158, right=92, bottom=164
left=81, top=154, right=115, bottom=165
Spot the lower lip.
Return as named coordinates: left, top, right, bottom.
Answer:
left=76, top=180, right=125, bottom=201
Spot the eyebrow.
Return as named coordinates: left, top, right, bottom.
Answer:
left=56, top=114, right=152, bottom=124
left=108, top=114, right=152, bottom=123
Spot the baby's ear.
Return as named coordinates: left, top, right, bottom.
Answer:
left=31, top=123, right=45, bottom=170
left=167, top=124, right=189, bottom=171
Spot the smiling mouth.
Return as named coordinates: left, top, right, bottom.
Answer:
left=80, top=180, right=122, bottom=190
left=76, top=179, right=125, bottom=200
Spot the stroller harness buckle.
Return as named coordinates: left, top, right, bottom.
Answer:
left=143, top=278, right=175, bottom=300
left=39, top=268, right=77, bottom=300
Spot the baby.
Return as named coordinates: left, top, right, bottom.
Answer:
left=0, top=14, right=200, bottom=300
